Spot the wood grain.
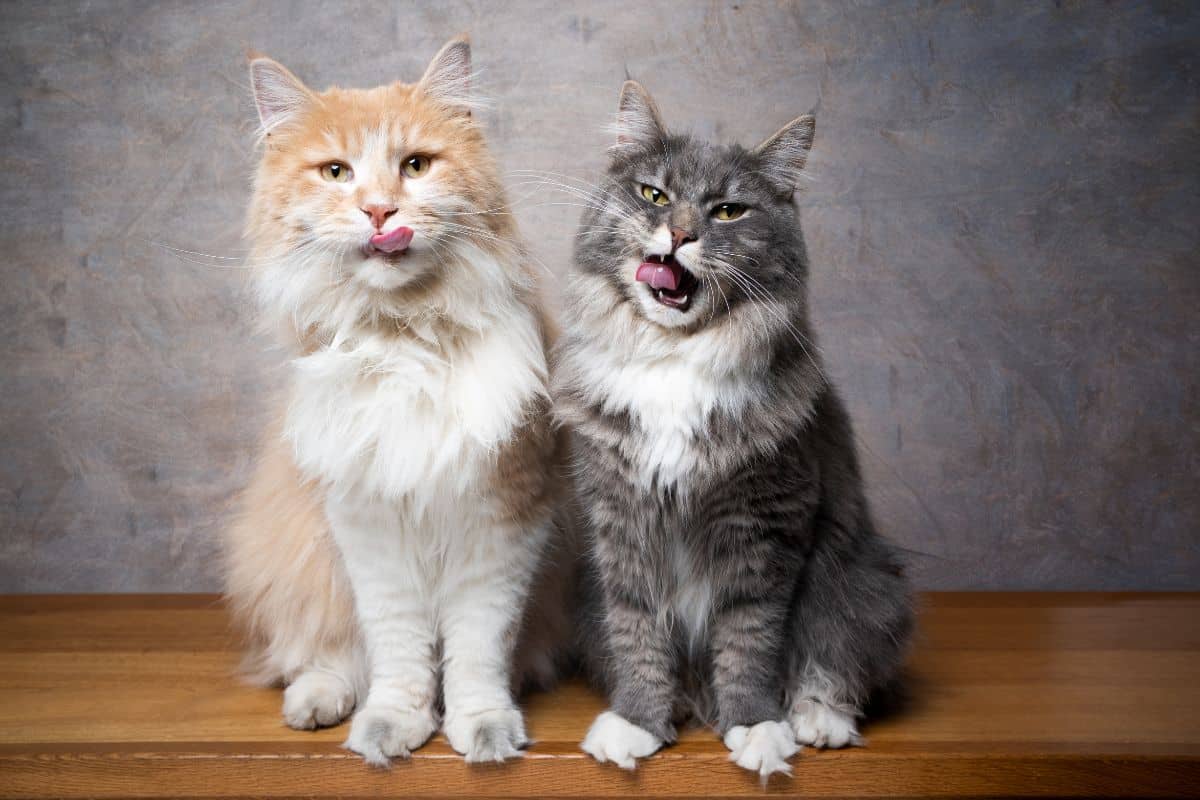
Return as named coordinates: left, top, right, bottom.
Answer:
left=0, top=593, right=1197, bottom=798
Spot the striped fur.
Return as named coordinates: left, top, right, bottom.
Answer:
left=555, top=81, right=913, bottom=779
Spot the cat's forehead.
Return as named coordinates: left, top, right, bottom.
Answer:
left=294, top=83, right=459, bottom=156
left=626, top=137, right=750, bottom=196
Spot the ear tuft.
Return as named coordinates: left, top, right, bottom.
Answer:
left=612, top=80, right=666, bottom=152
left=418, top=36, right=478, bottom=115
left=752, top=115, right=816, bottom=193
left=249, top=57, right=313, bottom=138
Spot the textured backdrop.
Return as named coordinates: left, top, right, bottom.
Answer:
left=1, top=1, right=1197, bottom=591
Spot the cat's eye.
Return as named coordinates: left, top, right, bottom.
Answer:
left=403, top=155, right=432, bottom=178
left=712, top=203, right=746, bottom=221
left=640, top=184, right=670, bottom=206
left=319, top=162, right=353, bottom=183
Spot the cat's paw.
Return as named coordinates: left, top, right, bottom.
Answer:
left=343, top=703, right=437, bottom=766
left=790, top=698, right=862, bottom=749
left=282, top=670, right=355, bottom=730
left=580, top=710, right=664, bottom=770
left=444, top=706, right=528, bottom=763
left=724, top=720, right=800, bottom=780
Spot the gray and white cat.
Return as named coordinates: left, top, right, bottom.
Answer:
left=553, top=81, right=914, bottom=779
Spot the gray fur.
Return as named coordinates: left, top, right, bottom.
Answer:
left=554, top=82, right=913, bottom=742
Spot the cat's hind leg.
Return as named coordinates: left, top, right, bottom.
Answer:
left=223, top=426, right=366, bottom=731
left=282, top=651, right=364, bottom=730
left=788, top=668, right=863, bottom=749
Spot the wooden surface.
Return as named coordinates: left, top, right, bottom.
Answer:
left=0, top=594, right=1198, bottom=798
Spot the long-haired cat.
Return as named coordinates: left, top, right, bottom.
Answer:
left=553, top=81, right=913, bottom=779
left=222, top=38, right=572, bottom=765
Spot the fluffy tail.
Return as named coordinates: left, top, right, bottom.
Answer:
left=222, top=415, right=364, bottom=689
left=788, top=526, right=914, bottom=715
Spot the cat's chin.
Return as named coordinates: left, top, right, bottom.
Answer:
left=632, top=285, right=707, bottom=330
left=354, top=252, right=429, bottom=292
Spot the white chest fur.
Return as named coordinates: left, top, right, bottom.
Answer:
left=569, top=326, right=755, bottom=492
left=286, top=312, right=546, bottom=506
left=606, top=356, right=720, bottom=490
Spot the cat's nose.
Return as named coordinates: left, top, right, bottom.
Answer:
left=361, top=204, right=398, bottom=230
left=670, top=227, right=696, bottom=251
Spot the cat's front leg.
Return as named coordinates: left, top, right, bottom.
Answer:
left=439, top=524, right=542, bottom=763
left=327, top=500, right=439, bottom=767
left=581, top=586, right=678, bottom=769
left=710, top=591, right=798, bottom=780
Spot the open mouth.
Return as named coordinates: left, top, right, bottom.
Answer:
left=635, top=254, right=699, bottom=311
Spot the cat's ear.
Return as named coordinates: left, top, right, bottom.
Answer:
left=249, top=55, right=314, bottom=136
left=417, top=36, right=476, bottom=116
left=613, top=80, right=666, bottom=151
left=752, top=115, right=816, bottom=194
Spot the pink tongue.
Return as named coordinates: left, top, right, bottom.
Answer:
left=370, top=226, right=414, bottom=254
left=635, top=261, right=682, bottom=291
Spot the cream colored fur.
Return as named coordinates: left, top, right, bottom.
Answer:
left=223, top=39, right=568, bottom=766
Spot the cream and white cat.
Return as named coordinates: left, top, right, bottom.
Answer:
left=222, top=38, right=571, bottom=765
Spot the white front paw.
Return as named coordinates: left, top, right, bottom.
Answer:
left=282, top=670, right=355, bottom=730
left=580, top=710, right=664, bottom=770
left=343, top=703, right=437, bottom=766
left=444, top=706, right=528, bottom=763
left=790, top=698, right=862, bottom=749
left=724, top=720, right=799, bottom=780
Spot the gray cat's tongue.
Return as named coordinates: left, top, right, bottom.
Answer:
left=636, top=261, right=682, bottom=291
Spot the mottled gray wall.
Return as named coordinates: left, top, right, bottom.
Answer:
left=1, top=1, right=1196, bottom=591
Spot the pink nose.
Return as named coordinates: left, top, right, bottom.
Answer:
left=670, top=227, right=696, bottom=251
left=361, top=204, right=398, bottom=230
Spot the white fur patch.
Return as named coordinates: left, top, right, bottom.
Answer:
left=669, top=536, right=712, bottom=655
left=344, top=703, right=438, bottom=766
left=286, top=301, right=546, bottom=504
left=790, top=698, right=862, bottom=749
left=724, top=720, right=799, bottom=780
left=443, top=707, right=528, bottom=763
left=645, top=223, right=674, bottom=259
left=560, top=288, right=759, bottom=492
left=282, top=669, right=356, bottom=730
left=581, top=711, right=664, bottom=769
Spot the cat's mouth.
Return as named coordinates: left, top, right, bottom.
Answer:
left=365, top=226, right=414, bottom=259
left=636, top=254, right=698, bottom=311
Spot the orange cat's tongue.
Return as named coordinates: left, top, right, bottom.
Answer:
left=370, top=227, right=413, bottom=254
